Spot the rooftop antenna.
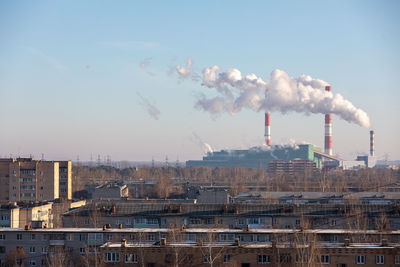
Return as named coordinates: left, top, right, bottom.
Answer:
left=97, top=154, right=101, bottom=167
left=165, top=155, right=169, bottom=167
left=151, top=157, right=155, bottom=168
left=176, top=156, right=180, bottom=167
left=90, top=153, right=93, bottom=166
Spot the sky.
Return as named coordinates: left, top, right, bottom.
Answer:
left=0, top=1, right=399, bottom=162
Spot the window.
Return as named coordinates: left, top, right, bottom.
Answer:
left=79, top=234, right=86, bottom=241
left=279, top=253, right=291, bottom=264
left=41, top=247, right=48, bottom=254
left=125, top=253, right=138, bottom=263
left=189, top=217, right=202, bottom=224
left=16, top=234, right=22, bottom=240
left=31, top=234, right=35, bottom=240
left=258, top=255, right=271, bottom=264
left=147, top=218, right=158, bottom=225
left=29, top=259, right=36, bottom=266
left=186, top=233, right=196, bottom=242
left=203, top=255, right=211, bottom=263
left=376, top=255, right=384, bottom=264
left=236, top=234, right=244, bottom=241
left=29, top=247, right=35, bottom=253
left=0, top=234, right=5, bottom=240
left=321, top=255, right=330, bottom=264
left=219, top=233, right=234, bottom=241
left=251, top=234, right=261, bottom=242
left=356, top=255, right=365, bottom=264
left=396, top=255, right=400, bottom=264
left=247, top=218, right=260, bottom=224
left=80, top=247, right=86, bottom=254
left=205, top=218, right=214, bottom=224
left=148, top=233, right=155, bottom=241
left=0, top=246, right=5, bottom=253
left=223, top=254, right=231, bottom=264
left=126, top=219, right=132, bottom=226
left=105, top=252, right=120, bottom=263
left=238, top=218, right=245, bottom=225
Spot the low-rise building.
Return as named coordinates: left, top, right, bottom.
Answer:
left=92, top=183, right=129, bottom=200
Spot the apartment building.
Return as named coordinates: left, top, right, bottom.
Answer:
left=62, top=201, right=400, bottom=231
left=0, top=227, right=399, bottom=267
left=0, top=158, right=72, bottom=202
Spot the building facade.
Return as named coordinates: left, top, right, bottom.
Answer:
left=0, top=158, right=72, bottom=203
left=0, top=227, right=399, bottom=267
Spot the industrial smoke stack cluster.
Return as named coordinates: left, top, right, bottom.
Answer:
left=324, top=86, right=333, bottom=155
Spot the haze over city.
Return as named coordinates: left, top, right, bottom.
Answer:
left=0, top=1, right=399, bottom=162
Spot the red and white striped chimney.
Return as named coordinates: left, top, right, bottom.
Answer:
left=370, top=130, right=375, bottom=156
left=324, top=86, right=332, bottom=155
left=265, top=112, right=271, bottom=146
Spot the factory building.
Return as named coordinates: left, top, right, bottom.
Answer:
left=186, top=144, right=325, bottom=170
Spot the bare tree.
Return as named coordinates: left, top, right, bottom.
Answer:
left=199, top=230, right=225, bottom=267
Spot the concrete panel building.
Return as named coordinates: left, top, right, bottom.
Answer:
left=0, top=158, right=72, bottom=203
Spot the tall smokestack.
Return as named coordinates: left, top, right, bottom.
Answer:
left=324, top=86, right=332, bottom=155
left=370, top=130, right=375, bottom=156
left=265, top=112, right=271, bottom=146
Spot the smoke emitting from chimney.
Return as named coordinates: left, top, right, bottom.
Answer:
left=370, top=130, right=375, bottom=156
left=175, top=60, right=371, bottom=129
left=324, top=86, right=333, bottom=156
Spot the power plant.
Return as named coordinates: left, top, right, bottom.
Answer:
left=186, top=90, right=376, bottom=171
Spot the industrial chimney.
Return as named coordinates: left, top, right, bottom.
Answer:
left=370, top=130, right=375, bottom=156
left=324, top=86, right=332, bottom=155
left=265, top=112, right=271, bottom=146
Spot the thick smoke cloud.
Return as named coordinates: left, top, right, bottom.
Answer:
left=137, top=93, right=161, bottom=120
left=182, top=63, right=370, bottom=128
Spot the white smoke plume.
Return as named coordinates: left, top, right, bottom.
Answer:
left=176, top=57, right=193, bottom=79
left=191, top=132, right=214, bottom=154
left=137, top=93, right=160, bottom=120
left=190, top=65, right=370, bottom=128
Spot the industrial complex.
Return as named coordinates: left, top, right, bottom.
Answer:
left=187, top=86, right=376, bottom=171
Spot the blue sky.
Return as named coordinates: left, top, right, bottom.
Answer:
left=0, top=1, right=399, bottom=161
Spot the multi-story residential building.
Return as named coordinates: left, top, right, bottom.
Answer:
left=58, top=161, right=72, bottom=200
left=0, top=158, right=72, bottom=203
left=0, top=227, right=399, bottom=267
left=62, top=201, right=400, bottom=231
